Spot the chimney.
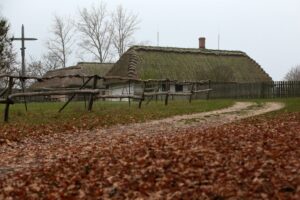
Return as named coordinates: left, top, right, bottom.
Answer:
left=199, top=37, right=206, bottom=49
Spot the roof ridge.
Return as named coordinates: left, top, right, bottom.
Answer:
left=129, top=45, right=247, bottom=56
left=77, top=62, right=115, bottom=65
left=47, top=66, right=79, bottom=73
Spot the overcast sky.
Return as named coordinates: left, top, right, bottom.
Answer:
left=1, top=0, right=300, bottom=80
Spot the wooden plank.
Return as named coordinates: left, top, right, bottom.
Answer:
left=59, top=76, right=93, bottom=113
left=169, top=92, right=192, bottom=96
left=193, top=89, right=212, bottom=94
left=0, top=74, right=42, bottom=80
left=9, top=89, right=100, bottom=99
left=97, top=95, right=142, bottom=100
left=0, top=88, right=8, bottom=98
left=103, top=76, right=140, bottom=82
left=144, top=91, right=169, bottom=96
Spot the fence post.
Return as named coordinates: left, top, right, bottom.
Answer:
left=88, top=75, right=98, bottom=111
left=138, top=81, right=145, bottom=109
left=128, top=80, right=131, bottom=107
left=20, top=77, right=28, bottom=111
left=4, top=77, right=13, bottom=122
left=206, top=80, right=211, bottom=100
left=164, top=79, right=170, bottom=106
left=235, top=82, right=238, bottom=99
left=189, top=83, right=194, bottom=103
left=156, top=81, right=159, bottom=102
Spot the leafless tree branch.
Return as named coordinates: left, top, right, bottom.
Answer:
left=284, top=65, right=300, bottom=81
left=46, top=15, right=74, bottom=68
left=77, top=3, right=114, bottom=63
left=112, top=5, right=140, bottom=58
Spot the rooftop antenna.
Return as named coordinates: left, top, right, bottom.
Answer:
left=217, top=26, right=220, bottom=50
left=218, top=32, right=220, bottom=50
left=157, top=25, right=160, bottom=46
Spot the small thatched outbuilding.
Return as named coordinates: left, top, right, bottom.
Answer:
left=30, top=62, right=113, bottom=101
left=31, top=62, right=114, bottom=90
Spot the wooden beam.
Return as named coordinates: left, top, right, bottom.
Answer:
left=88, top=76, right=98, bottom=111
left=97, top=95, right=142, bottom=100
left=4, top=77, right=13, bottom=122
left=0, top=88, right=8, bottom=98
left=58, top=76, right=93, bottom=113
left=193, top=89, right=212, bottom=94
left=0, top=74, right=42, bottom=80
left=144, top=91, right=169, bottom=96
left=169, top=92, right=192, bottom=96
left=8, top=89, right=100, bottom=100
left=103, top=76, right=140, bottom=82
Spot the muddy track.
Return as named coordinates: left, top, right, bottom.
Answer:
left=0, top=102, right=284, bottom=178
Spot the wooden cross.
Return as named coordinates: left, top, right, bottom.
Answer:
left=11, top=24, right=37, bottom=77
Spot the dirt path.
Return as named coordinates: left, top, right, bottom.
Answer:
left=0, top=102, right=284, bottom=178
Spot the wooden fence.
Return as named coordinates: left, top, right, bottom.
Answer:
left=1, top=73, right=299, bottom=122
left=207, top=81, right=300, bottom=99
left=0, top=74, right=211, bottom=122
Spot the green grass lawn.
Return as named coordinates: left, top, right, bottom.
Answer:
left=1, top=98, right=299, bottom=141
left=1, top=98, right=299, bottom=127
left=0, top=99, right=234, bottom=127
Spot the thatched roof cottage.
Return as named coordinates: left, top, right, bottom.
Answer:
left=105, top=38, right=272, bottom=97
left=107, top=44, right=271, bottom=82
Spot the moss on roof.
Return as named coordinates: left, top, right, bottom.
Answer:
left=31, top=62, right=114, bottom=90
left=107, top=46, right=272, bottom=82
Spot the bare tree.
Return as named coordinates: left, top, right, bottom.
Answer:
left=77, top=3, right=114, bottom=63
left=27, top=53, right=60, bottom=78
left=42, top=52, right=60, bottom=72
left=27, top=56, right=50, bottom=77
left=112, top=5, right=139, bottom=57
left=284, top=65, right=300, bottom=81
left=46, top=15, right=74, bottom=68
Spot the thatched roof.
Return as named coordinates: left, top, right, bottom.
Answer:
left=106, top=46, right=272, bottom=82
left=31, top=62, right=113, bottom=90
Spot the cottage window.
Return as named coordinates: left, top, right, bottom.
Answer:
left=161, top=83, right=167, bottom=91
left=175, top=84, right=183, bottom=92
